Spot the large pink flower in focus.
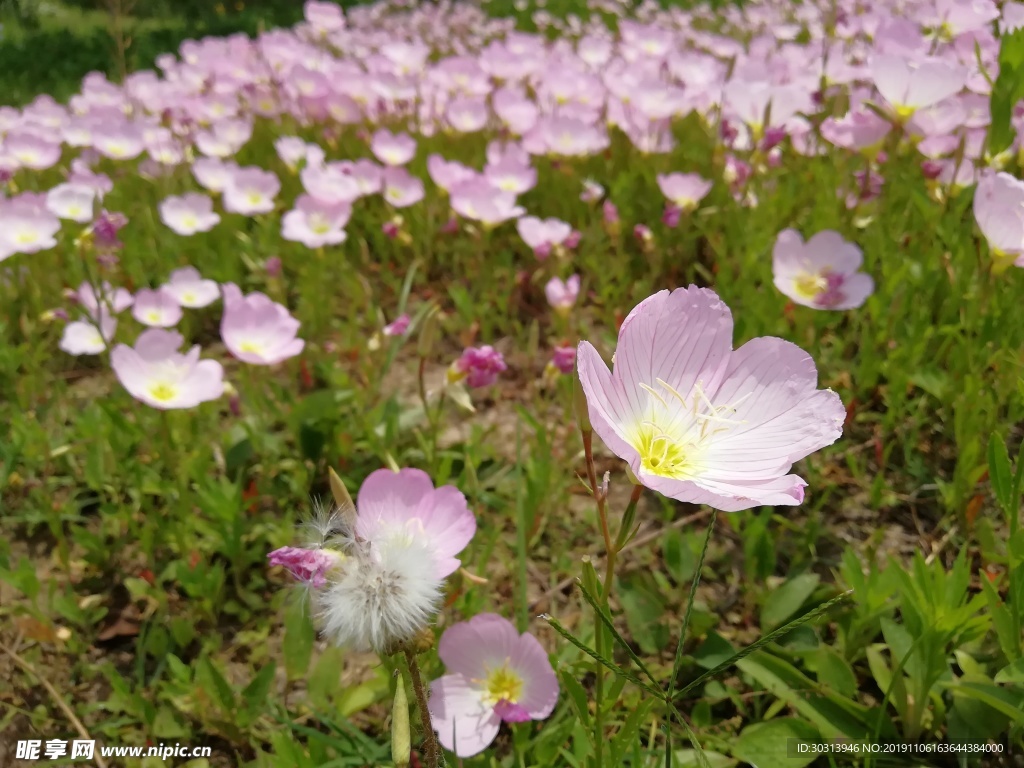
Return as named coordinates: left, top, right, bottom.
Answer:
left=429, top=614, right=558, bottom=758
left=577, top=287, right=845, bottom=511
left=355, top=467, right=476, bottom=579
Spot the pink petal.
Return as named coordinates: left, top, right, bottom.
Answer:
left=428, top=675, right=500, bottom=758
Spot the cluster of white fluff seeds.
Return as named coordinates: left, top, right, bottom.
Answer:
left=315, top=533, right=443, bottom=653
left=303, top=500, right=443, bottom=653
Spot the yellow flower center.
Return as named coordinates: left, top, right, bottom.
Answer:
left=627, top=379, right=750, bottom=480
left=482, top=664, right=524, bottom=706
left=239, top=340, right=265, bottom=354
left=15, top=232, right=38, bottom=245
left=247, top=192, right=264, bottom=205
left=181, top=214, right=198, bottom=230
left=794, top=271, right=827, bottom=299
left=148, top=383, right=177, bottom=402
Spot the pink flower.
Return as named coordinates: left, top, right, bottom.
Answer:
left=93, top=122, right=145, bottom=160
left=428, top=155, right=480, bottom=193
left=193, top=158, right=238, bottom=194
left=820, top=108, right=892, bottom=151
left=517, top=216, right=571, bottom=258
left=450, top=179, right=524, bottom=226
left=429, top=614, right=558, bottom=758
left=0, top=199, right=61, bottom=260
left=356, top=467, right=476, bottom=579
left=371, top=129, right=417, bottom=166
left=656, top=173, right=712, bottom=212
left=973, top=171, right=1024, bottom=269
left=870, top=54, right=968, bottom=118
left=282, top=194, right=352, bottom=248
left=301, top=163, right=362, bottom=204
left=576, top=286, right=845, bottom=511
left=222, top=166, right=280, bottom=216
left=382, top=167, right=425, bottom=208
left=581, top=179, right=605, bottom=203
left=5, top=131, right=61, bottom=170
left=159, top=193, right=220, bottom=235
left=162, top=267, right=220, bottom=308
left=73, top=281, right=133, bottom=319
left=450, top=345, right=507, bottom=388
left=268, top=546, right=342, bottom=588
left=484, top=158, right=537, bottom=195
left=46, top=183, right=96, bottom=223
left=59, top=311, right=116, bottom=356
left=772, top=230, right=875, bottom=310
left=132, top=287, right=183, bottom=328
left=305, top=0, right=345, bottom=32
left=544, top=274, right=580, bottom=313
left=551, top=345, right=576, bottom=374
left=221, top=284, right=305, bottom=365
left=111, top=328, right=224, bottom=410
left=383, top=313, right=411, bottom=336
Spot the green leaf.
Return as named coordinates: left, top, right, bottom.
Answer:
left=737, top=652, right=874, bottom=740
left=672, top=750, right=735, bottom=768
left=948, top=681, right=1024, bottom=725
left=988, top=432, right=1014, bottom=514
left=812, top=647, right=857, bottom=698
left=761, top=573, right=821, bottom=630
left=618, top=571, right=670, bottom=655
left=195, top=656, right=236, bottom=713
left=243, top=660, right=277, bottom=711
left=694, top=631, right=738, bottom=671
left=733, top=718, right=820, bottom=768
left=283, top=598, right=315, bottom=681
left=559, top=670, right=593, bottom=730
left=994, top=658, right=1024, bottom=684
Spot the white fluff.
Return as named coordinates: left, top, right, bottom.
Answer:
left=315, top=528, right=443, bottom=653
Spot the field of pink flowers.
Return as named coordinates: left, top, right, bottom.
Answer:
left=3, top=0, right=1024, bottom=765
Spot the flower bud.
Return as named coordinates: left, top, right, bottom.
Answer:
left=417, top=305, right=439, bottom=359
left=391, top=671, right=411, bottom=768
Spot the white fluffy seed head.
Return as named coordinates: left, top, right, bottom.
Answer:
left=315, top=529, right=443, bottom=653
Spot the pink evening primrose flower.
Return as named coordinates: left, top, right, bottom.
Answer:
left=281, top=194, right=352, bottom=248
left=772, top=230, right=875, bottom=310
left=429, top=614, right=558, bottom=758
left=221, top=283, right=305, bottom=365
left=576, top=286, right=845, bottom=511
left=355, top=468, right=476, bottom=579
left=162, top=266, right=220, bottom=308
left=973, top=171, right=1024, bottom=270
left=59, top=311, right=117, bottom=356
left=132, top=287, right=184, bottom=328
left=383, top=313, right=411, bottom=336
left=74, top=281, right=133, bottom=319
left=110, top=328, right=224, bottom=410
left=870, top=54, right=968, bottom=119
left=427, top=155, right=480, bottom=193
left=656, top=173, right=712, bottom=212
left=371, top=129, right=417, bottom=166
left=544, top=274, right=581, bottom=314
left=382, top=167, right=425, bottom=208
left=159, top=193, right=221, bottom=236
left=222, top=166, right=280, bottom=216
left=450, top=345, right=507, bottom=388
left=46, top=183, right=96, bottom=223
left=450, top=180, right=525, bottom=226
left=517, top=216, right=572, bottom=259
left=0, top=202, right=61, bottom=259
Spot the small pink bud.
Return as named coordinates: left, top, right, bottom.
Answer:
left=265, top=256, right=282, bottom=277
